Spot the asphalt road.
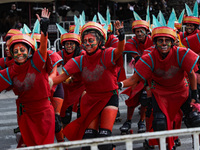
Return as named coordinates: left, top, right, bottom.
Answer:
left=0, top=90, right=195, bottom=150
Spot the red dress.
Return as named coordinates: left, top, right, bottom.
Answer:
left=62, top=48, right=120, bottom=141
left=57, top=49, right=86, bottom=115
left=135, top=46, right=199, bottom=150
left=179, top=30, right=200, bottom=54
left=122, top=37, right=153, bottom=107
left=0, top=51, right=55, bottom=146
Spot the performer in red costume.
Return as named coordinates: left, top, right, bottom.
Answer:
left=56, top=23, right=86, bottom=127
left=0, top=29, right=22, bottom=70
left=0, top=8, right=55, bottom=147
left=120, top=9, right=153, bottom=134
left=119, top=14, right=200, bottom=150
left=31, top=20, right=65, bottom=143
left=179, top=2, right=200, bottom=54
left=51, top=20, right=124, bottom=150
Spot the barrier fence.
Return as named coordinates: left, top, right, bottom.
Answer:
left=11, top=127, right=200, bottom=150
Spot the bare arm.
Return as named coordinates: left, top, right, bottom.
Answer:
left=122, top=73, right=141, bottom=88
left=114, top=20, right=125, bottom=61
left=53, top=72, right=70, bottom=85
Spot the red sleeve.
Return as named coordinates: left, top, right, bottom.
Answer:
left=32, top=50, right=46, bottom=72
left=0, top=58, right=6, bottom=70
left=46, top=50, right=63, bottom=73
left=101, top=47, right=117, bottom=68
left=178, top=47, right=199, bottom=73
left=182, top=33, right=200, bottom=54
left=134, top=53, right=153, bottom=81
left=124, top=37, right=138, bottom=55
left=0, top=68, right=13, bottom=92
left=62, top=55, right=82, bottom=75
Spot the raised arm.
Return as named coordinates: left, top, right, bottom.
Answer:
left=114, top=20, right=125, bottom=61
left=36, top=8, right=50, bottom=61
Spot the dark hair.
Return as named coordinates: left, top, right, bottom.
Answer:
left=81, top=29, right=105, bottom=50
left=63, top=40, right=80, bottom=58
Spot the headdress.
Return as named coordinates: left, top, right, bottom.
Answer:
left=183, top=1, right=200, bottom=25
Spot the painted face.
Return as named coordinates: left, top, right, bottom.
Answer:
left=83, top=33, right=98, bottom=54
left=64, top=41, right=76, bottom=54
left=13, top=43, right=28, bottom=64
left=185, top=23, right=195, bottom=34
left=156, top=37, right=172, bottom=55
left=134, top=27, right=146, bottom=42
left=6, top=41, right=12, bottom=57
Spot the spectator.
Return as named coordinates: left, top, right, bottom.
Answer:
left=66, top=5, right=80, bottom=19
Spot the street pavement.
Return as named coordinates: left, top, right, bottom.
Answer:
left=0, top=90, right=195, bottom=150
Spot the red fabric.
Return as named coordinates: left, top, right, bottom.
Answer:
left=135, top=46, right=199, bottom=150
left=173, top=110, right=183, bottom=141
left=0, top=50, right=55, bottom=146
left=124, top=35, right=153, bottom=56
left=180, top=30, right=200, bottom=54
left=57, top=49, right=85, bottom=116
left=63, top=92, right=114, bottom=140
left=62, top=48, right=119, bottom=140
left=0, top=57, right=14, bottom=70
left=105, top=34, right=119, bottom=48
left=16, top=98, right=55, bottom=146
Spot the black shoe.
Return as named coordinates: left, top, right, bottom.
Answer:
left=120, top=120, right=131, bottom=134
left=138, top=120, right=146, bottom=133
left=174, top=138, right=181, bottom=147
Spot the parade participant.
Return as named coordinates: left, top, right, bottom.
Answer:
left=179, top=2, right=200, bottom=54
left=56, top=23, right=85, bottom=127
left=172, top=9, right=185, bottom=34
left=0, top=29, right=22, bottom=70
left=51, top=20, right=125, bottom=150
left=119, top=13, right=200, bottom=150
left=120, top=7, right=153, bottom=134
left=32, top=19, right=65, bottom=143
left=0, top=8, right=55, bottom=147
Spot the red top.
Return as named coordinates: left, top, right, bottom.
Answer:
left=0, top=57, right=14, bottom=70
left=105, top=34, right=119, bottom=48
left=124, top=35, right=153, bottom=56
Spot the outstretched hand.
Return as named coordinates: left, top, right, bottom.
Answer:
left=36, top=8, right=51, bottom=21
left=114, top=20, right=124, bottom=36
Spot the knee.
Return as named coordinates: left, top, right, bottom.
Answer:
left=152, top=112, right=167, bottom=131
left=184, top=111, right=200, bottom=128
left=55, top=114, right=62, bottom=133
left=61, top=106, right=72, bottom=125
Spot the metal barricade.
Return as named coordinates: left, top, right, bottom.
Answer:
left=0, top=41, right=6, bottom=58
left=11, top=127, right=200, bottom=150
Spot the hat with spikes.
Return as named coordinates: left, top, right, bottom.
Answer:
left=30, top=19, right=41, bottom=43
left=132, top=6, right=150, bottom=31
left=97, top=7, right=113, bottom=33
left=56, top=23, right=81, bottom=45
left=69, top=15, right=83, bottom=33
left=151, top=11, right=176, bottom=40
left=172, top=9, right=185, bottom=30
left=183, top=1, right=200, bottom=25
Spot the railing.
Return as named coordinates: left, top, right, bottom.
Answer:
left=0, top=41, right=6, bottom=58
left=11, top=127, right=200, bottom=150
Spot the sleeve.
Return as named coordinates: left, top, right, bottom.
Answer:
left=101, top=47, right=117, bottom=68
left=46, top=50, right=63, bottom=73
left=134, top=53, right=153, bottom=81
left=177, top=47, right=199, bottom=73
left=0, top=68, right=13, bottom=92
left=31, top=50, right=46, bottom=72
left=62, top=55, right=82, bottom=75
left=110, top=35, right=119, bottom=48
left=0, top=57, right=6, bottom=70
left=182, top=33, right=200, bottom=54
left=124, top=38, right=139, bottom=55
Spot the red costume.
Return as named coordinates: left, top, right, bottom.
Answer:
left=0, top=33, right=55, bottom=147
left=62, top=47, right=120, bottom=140
left=0, top=57, right=14, bottom=70
left=135, top=46, right=199, bottom=149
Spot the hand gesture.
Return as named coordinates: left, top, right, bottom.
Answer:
left=114, top=20, right=124, bottom=36
left=36, top=8, right=51, bottom=21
